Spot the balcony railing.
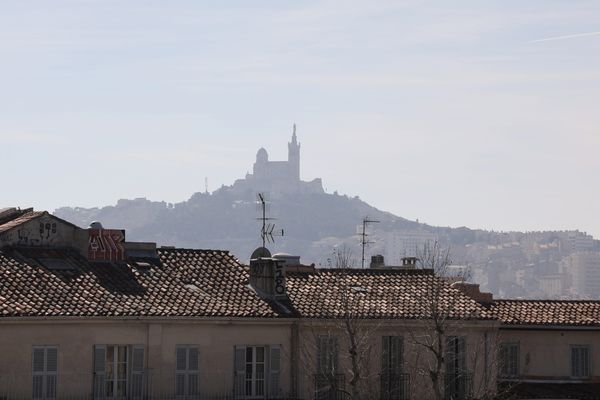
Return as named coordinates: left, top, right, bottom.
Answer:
left=380, top=373, right=410, bottom=400
left=0, top=371, right=299, bottom=400
left=444, top=372, right=472, bottom=400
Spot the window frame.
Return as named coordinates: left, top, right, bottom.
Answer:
left=93, top=344, right=145, bottom=400
left=233, top=344, right=281, bottom=400
left=499, top=342, right=520, bottom=378
left=32, top=345, right=58, bottom=400
left=570, top=345, right=592, bottom=379
left=175, top=345, right=200, bottom=399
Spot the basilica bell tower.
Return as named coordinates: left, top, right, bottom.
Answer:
left=288, top=123, right=301, bottom=181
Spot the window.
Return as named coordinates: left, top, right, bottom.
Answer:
left=571, top=345, right=591, bottom=378
left=315, top=335, right=343, bottom=400
left=32, top=346, right=57, bottom=400
left=93, top=345, right=145, bottom=399
left=233, top=345, right=280, bottom=399
left=381, top=336, right=407, bottom=400
left=499, top=343, right=519, bottom=378
left=445, top=336, right=469, bottom=400
left=176, top=346, right=199, bottom=398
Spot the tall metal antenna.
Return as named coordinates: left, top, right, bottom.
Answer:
left=256, top=193, right=284, bottom=248
left=360, top=216, right=380, bottom=268
left=205, top=177, right=208, bottom=194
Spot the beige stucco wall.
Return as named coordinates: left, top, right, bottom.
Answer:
left=0, top=318, right=292, bottom=398
left=296, top=320, right=499, bottom=400
left=499, top=328, right=600, bottom=380
left=0, top=317, right=499, bottom=399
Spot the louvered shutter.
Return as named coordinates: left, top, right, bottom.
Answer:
left=381, top=337, right=391, bottom=400
left=509, top=344, right=519, bottom=376
left=332, top=337, right=339, bottom=374
left=583, top=347, right=590, bottom=377
left=131, top=346, right=145, bottom=398
left=391, top=336, right=403, bottom=399
left=93, top=345, right=106, bottom=399
left=499, top=344, right=507, bottom=376
left=188, top=347, right=199, bottom=396
left=390, top=336, right=403, bottom=374
left=32, top=348, right=45, bottom=399
left=571, top=346, right=590, bottom=377
left=445, top=337, right=457, bottom=375
left=234, top=346, right=246, bottom=398
left=457, top=337, right=466, bottom=373
left=46, top=348, right=57, bottom=399
left=32, top=347, right=58, bottom=400
left=268, top=345, right=281, bottom=398
left=317, top=336, right=326, bottom=375
left=176, top=347, right=188, bottom=396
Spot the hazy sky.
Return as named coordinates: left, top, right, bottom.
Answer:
left=2, top=0, right=599, bottom=237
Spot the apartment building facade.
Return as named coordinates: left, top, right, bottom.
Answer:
left=1, top=208, right=600, bottom=399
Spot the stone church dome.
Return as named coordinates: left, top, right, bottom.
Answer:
left=256, top=147, right=268, bottom=163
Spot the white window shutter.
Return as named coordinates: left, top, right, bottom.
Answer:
left=175, top=346, right=188, bottom=396
left=176, top=347, right=188, bottom=371
left=93, top=345, right=106, bottom=399
left=46, top=348, right=58, bottom=373
left=33, top=347, right=58, bottom=400
left=131, top=346, right=145, bottom=399
left=45, top=347, right=58, bottom=399
left=33, top=348, right=45, bottom=373
left=233, top=346, right=246, bottom=398
left=188, top=347, right=200, bottom=396
left=268, top=345, right=281, bottom=398
left=390, top=336, right=403, bottom=374
left=32, top=348, right=45, bottom=400
left=188, top=347, right=199, bottom=371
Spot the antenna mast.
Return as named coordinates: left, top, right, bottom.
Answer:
left=360, top=216, right=380, bottom=268
left=256, top=193, right=284, bottom=248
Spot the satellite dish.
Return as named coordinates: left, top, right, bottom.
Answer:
left=89, top=221, right=104, bottom=229
left=251, top=247, right=272, bottom=260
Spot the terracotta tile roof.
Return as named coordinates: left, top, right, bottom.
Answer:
left=0, top=211, right=46, bottom=234
left=286, top=269, right=493, bottom=320
left=0, top=247, right=495, bottom=320
left=491, top=299, right=600, bottom=327
left=0, top=247, right=279, bottom=318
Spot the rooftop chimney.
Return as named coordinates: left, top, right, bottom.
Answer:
left=401, top=257, right=418, bottom=268
left=451, top=281, right=494, bottom=305
left=249, top=247, right=286, bottom=299
left=370, top=254, right=385, bottom=269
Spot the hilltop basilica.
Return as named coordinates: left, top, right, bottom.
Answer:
left=225, top=124, right=324, bottom=196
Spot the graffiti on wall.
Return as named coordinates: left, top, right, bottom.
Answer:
left=88, top=229, right=126, bottom=262
left=0, top=217, right=62, bottom=247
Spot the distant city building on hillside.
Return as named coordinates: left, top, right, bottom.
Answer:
left=223, top=124, right=324, bottom=195
left=562, top=251, right=600, bottom=298
left=564, top=231, right=596, bottom=252
left=384, top=230, right=437, bottom=264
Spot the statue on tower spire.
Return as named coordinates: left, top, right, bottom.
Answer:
left=292, top=123, right=297, bottom=144
left=288, top=123, right=300, bottom=181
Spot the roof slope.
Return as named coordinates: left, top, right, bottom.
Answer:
left=491, top=299, right=600, bottom=327
left=286, top=269, right=493, bottom=320
left=0, top=248, right=279, bottom=318
left=0, top=211, right=46, bottom=234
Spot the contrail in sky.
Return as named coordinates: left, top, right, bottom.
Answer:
left=529, top=31, right=600, bottom=43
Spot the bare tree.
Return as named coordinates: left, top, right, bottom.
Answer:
left=299, top=247, right=380, bottom=400
left=404, top=242, right=500, bottom=400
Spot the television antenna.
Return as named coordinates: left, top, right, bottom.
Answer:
left=256, top=193, right=284, bottom=248
left=360, top=216, right=380, bottom=268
